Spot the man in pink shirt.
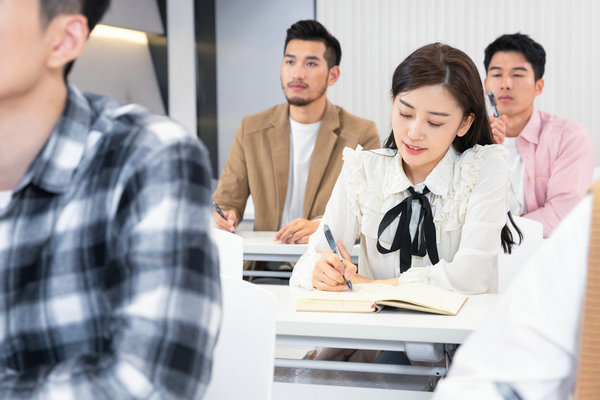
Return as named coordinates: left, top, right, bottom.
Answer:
left=484, top=33, right=595, bottom=237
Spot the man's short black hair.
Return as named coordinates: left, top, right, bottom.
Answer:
left=39, top=0, right=111, bottom=32
left=484, top=33, right=546, bottom=81
left=39, top=0, right=112, bottom=77
left=284, top=20, right=341, bottom=68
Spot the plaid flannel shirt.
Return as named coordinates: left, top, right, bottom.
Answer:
left=0, top=86, right=221, bottom=399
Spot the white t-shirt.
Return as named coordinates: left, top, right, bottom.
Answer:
left=433, top=195, right=590, bottom=400
left=280, top=118, right=321, bottom=228
left=290, top=144, right=511, bottom=294
left=503, top=137, right=527, bottom=215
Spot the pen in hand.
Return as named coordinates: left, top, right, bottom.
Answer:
left=212, top=201, right=235, bottom=232
left=487, top=90, right=500, bottom=118
left=323, top=224, right=353, bottom=290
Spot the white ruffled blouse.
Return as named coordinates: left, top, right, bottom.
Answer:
left=289, top=144, right=511, bottom=294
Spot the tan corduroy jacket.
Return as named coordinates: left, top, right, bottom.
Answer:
left=214, top=101, right=380, bottom=231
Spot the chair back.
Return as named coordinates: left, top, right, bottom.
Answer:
left=213, top=228, right=243, bottom=280
left=204, top=275, right=277, bottom=399
left=237, top=195, right=256, bottom=231
left=498, top=216, right=544, bottom=293
left=593, top=166, right=600, bottom=182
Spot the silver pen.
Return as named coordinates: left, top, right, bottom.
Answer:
left=323, top=224, right=353, bottom=290
left=487, top=90, right=500, bottom=118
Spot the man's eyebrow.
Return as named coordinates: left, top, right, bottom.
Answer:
left=284, top=53, right=322, bottom=61
left=399, top=99, right=450, bottom=117
left=488, top=66, right=530, bottom=73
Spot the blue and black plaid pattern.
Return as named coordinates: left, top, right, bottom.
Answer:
left=0, top=86, right=221, bottom=399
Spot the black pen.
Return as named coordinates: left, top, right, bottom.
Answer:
left=323, top=224, right=353, bottom=290
left=212, top=201, right=236, bottom=233
left=487, top=90, right=500, bottom=118
left=212, top=201, right=227, bottom=220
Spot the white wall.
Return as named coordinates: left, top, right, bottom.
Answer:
left=317, top=0, right=600, bottom=162
left=215, top=0, right=314, bottom=173
left=71, top=34, right=166, bottom=116
left=70, top=1, right=166, bottom=116
left=102, top=0, right=164, bottom=34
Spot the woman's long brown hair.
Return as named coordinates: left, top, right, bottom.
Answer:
left=382, top=43, right=521, bottom=253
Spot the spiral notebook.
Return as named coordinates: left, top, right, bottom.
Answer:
left=296, top=282, right=468, bottom=315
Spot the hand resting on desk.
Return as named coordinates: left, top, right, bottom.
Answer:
left=275, top=218, right=319, bottom=244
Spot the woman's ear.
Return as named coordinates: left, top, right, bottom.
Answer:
left=45, top=14, right=89, bottom=72
left=457, top=113, right=475, bottom=137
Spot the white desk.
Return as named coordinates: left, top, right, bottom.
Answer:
left=262, top=285, right=496, bottom=345
left=239, top=230, right=359, bottom=263
left=239, top=231, right=359, bottom=279
left=262, top=284, right=497, bottom=398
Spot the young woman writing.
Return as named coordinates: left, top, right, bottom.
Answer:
left=290, top=43, right=519, bottom=295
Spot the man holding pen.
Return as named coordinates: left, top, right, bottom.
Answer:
left=213, top=20, right=380, bottom=244
left=484, top=33, right=594, bottom=237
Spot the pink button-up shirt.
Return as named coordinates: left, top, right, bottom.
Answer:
left=517, top=110, right=595, bottom=237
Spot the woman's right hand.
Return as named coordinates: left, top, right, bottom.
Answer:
left=312, top=248, right=357, bottom=292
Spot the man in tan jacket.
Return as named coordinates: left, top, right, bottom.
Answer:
left=214, top=20, right=380, bottom=243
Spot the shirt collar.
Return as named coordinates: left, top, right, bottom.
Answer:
left=517, top=109, right=541, bottom=145
left=17, top=85, right=92, bottom=194
left=383, top=146, right=457, bottom=197
left=271, top=100, right=340, bottom=134
left=424, top=147, right=457, bottom=197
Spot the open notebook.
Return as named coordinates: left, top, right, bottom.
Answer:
left=296, top=282, right=468, bottom=315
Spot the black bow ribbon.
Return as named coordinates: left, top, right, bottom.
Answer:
left=376, top=186, right=439, bottom=273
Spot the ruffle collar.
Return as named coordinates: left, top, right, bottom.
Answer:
left=383, top=146, right=458, bottom=197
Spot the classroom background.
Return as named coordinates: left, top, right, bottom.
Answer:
left=63, top=1, right=598, bottom=397
left=69, top=0, right=600, bottom=177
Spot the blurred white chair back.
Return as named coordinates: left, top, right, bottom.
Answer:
left=237, top=195, right=256, bottom=231
left=498, top=216, right=544, bottom=293
left=204, top=275, right=277, bottom=400
left=593, top=166, right=600, bottom=182
left=213, top=228, right=243, bottom=280
left=243, top=195, right=255, bottom=221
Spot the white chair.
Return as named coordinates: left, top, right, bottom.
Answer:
left=243, top=195, right=255, bottom=221
left=213, top=228, right=243, bottom=280
left=237, top=195, right=256, bottom=231
left=204, top=275, right=277, bottom=400
left=593, top=166, right=600, bottom=182
left=497, top=216, right=544, bottom=293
